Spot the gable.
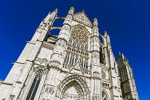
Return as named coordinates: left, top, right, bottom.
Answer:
left=73, top=12, right=92, bottom=27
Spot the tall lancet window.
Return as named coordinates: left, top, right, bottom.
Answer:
left=26, top=74, right=41, bottom=100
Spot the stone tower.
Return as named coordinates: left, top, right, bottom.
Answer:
left=0, top=7, right=139, bottom=100
left=118, top=53, right=139, bottom=100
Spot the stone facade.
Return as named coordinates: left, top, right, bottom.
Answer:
left=0, top=7, right=139, bottom=100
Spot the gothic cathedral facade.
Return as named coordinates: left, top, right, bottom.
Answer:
left=0, top=7, right=139, bottom=100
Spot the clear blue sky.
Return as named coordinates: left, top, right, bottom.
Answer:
left=0, top=0, right=149, bottom=99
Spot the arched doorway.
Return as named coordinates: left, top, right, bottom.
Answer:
left=62, top=80, right=83, bottom=100
left=56, top=75, right=90, bottom=100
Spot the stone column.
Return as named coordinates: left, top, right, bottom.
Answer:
left=105, top=34, right=121, bottom=100
left=90, top=18, right=101, bottom=100
left=39, top=7, right=74, bottom=100
left=103, top=31, right=109, bottom=68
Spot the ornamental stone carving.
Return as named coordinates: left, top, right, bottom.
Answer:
left=102, top=83, right=109, bottom=89
left=102, top=71, right=106, bottom=79
left=56, top=75, right=90, bottom=100
left=93, top=71, right=100, bottom=78
left=49, top=61, right=61, bottom=68
left=93, top=18, right=98, bottom=27
left=33, top=65, right=48, bottom=75
left=34, top=58, right=48, bottom=66
left=33, top=58, right=49, bottom=75
left=68, top=7, right=74, bottom=14
left=71, top=25, right=89, bottom=44
left=44, top=84, right=54, bottom=94
left=73, top=12, right=92, bottom=27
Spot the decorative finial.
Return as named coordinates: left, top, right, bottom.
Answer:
left=68, top=6, right=74, bottom=14
left=54, top=8, right=58, bottom=14
left=121, top=53, right=125, bottom=59
left=104, top=31, right=108, bottom=37
left=93, top=18, right=98, bottom=27
left=107, top=34, right=110, bottom=43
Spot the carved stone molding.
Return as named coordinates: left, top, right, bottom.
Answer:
left=56, top=75, right=90, bottom=99
left=33, top=58, right=49, bottom=75
left=49, top=61, right=61, bottom=69
left=34, top=58, right=48, bottom=66
left=93, top=71, right=100, bottom=79
left=44, top=84, right=54, bottom=94
left=33, top=65, right=48, bottom=76
left=102, top=82, right=109, bottom=89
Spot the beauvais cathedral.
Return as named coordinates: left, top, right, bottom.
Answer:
left=0, top=7, right=139, bottom=100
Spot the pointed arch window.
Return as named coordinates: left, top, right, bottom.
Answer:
left=102, top=91, right=108, bottom=100
left=64, top=53, right=69, bottom=64
left=26, top=74, right=41, bottom=100
left=85, top=44, right=88, bottom=50
left=57, top=75, right=90, bottom=100
left=69, top=40, right=72, bottom=45
left=63, top=25, right=89, bottom=69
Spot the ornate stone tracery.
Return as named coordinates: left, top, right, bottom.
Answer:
left=70, top=25, right=89, bottom=44
left=56, top=75, right=90, bottom=99
left=63, top=25, right=89, bottom=70
left=33, top=58, right=49, bottom=75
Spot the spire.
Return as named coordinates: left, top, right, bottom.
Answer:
left=54, top=8, right=58, bottom=15
left=93, top=17, right=98, bottom=27
left=44, top=8, right=58, bottom=23
left=68, top=6, right=74, bottom=14
left=118, top=53, right=128, bottom=62
left=51, top=8, right=58, bottom=18
left=121, top=53, right=125, bottom=60
left=104, top=31, right=110, bottom=44
left=107, top=34, right=110, bottom=44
